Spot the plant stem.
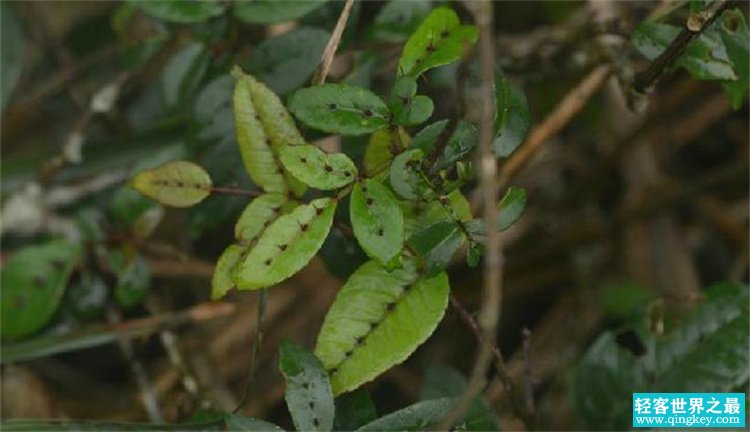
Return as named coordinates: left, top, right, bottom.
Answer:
left=632, top=0, right=728, bottom=94
left=312, top=0, right=355, bottom=84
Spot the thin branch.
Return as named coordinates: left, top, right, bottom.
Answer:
left=312, top=0, right=355, bottom=85
left=499, top=65, right=611, bottom=185
left=632, top=0, right=729, bottom=94
left=234, top=289, right=268, bottom=413
left=439, top=1, right=500, bottom=428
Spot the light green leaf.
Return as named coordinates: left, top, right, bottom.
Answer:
left=235, top=193, right=290, bottom=242
left=234, top=0, right=327, bottom=24
left=211, top=245, right=245, bottom=300
left=289, top=84, right=390, bottom=136
left=398, top=7, right=478, bottom=78
left=280, top=340, right=335, bottom=432
left=401, top=190, right=471, bottom=238
left=247, top=27, right=331, bottom=96
left=350, top=179, right=404, bottom=264
left=279, top=145, right=357, bottom=190
left=407, top=221, right=465, bottom=275
left=389, top=149, right=433, bottom=200
left=1, top=240, right=81, bottom=340
left=162, top=43, right=209, bottom=108
left=233, top=69, right=307, bottom=196
left=315, top=259, right=449, bottom=395
left=131, top=160, right=212, bottom=208
left=357, top=398, right=454, bottom=431
left=1, top=2, right=23, bottom=110
left=363, top=128, right=410, bottom=177
left=494, top=73, right=530, bottom=158
left=132, top=0, right=225, bottom=23
left=236, top=198, right=336, bottom=290
left=388, top=76, right=434, bottom=126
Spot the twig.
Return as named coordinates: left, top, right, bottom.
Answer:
left=499, top=65, right=611, bottom=185
left=234, top=289, right=268, bottom=413
left=439, top=1, right=501, bottom=429
left=632, top=0, right=729, bottom=94
left=312, top=0, right=355, bottom=85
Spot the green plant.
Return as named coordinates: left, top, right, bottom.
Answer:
left=131, top=6, right=528, bottom=398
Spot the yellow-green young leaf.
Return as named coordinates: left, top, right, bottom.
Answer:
left=350, top=179, right=404, bottom=264
left=131, top=161, right=212, bottom=208
left=233, top=69, right=307, bottom=196
left=279, top=145, right=357, bottom=190
left=211, top=245, right=245, bottom=300
left=236, top=198, right=336, bottom=290
left=363, top=128, right=410, bottom=177
left=315, top=259, right=449, bottom=395
left=398, top=7, right=478, bottom=78
left=234, top=193, right=290, bottom=243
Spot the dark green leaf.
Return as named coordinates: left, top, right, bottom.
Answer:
left=289, top=84, right=390, bottom=136
left=408, top=221, right=465, bottom=275
left=225, top=415, right=284, bottom=431
left=132, top=0, right=224, bottom=24
left=1, top=240, right=81, bottom=340
left=632, top=22, right=736, bottom=81
left=194, top=74, right=235, bottom=142
left=357, top=398, right=454, bottom=431
left=247, top=27, right=330, bottom=96
left=389, top=149, right=433, bottom=200
left=466, top=186, right=526, bottom=236
left=388, top=76, right=434, bottom=126
left=466, top=241, right=482, bottom=268
left=280, top=340, right=335, bottom=432
left=410, top=120, right=478, bottom=170
left=366, top=0, right=431, bottom=42
left=234, top=0, right=327, bottom=24
left=401, top=190, right=471, bottom=239
left=315, top=260, right=449, bottom=395
left=334, top=388, right=377, bottom=431
left=719, top=9, right=750, bottom=109
left=279, top=145, right=358, bottom=190
left=398, top=7, right=478, bottom=78
left=494, top=73, right=530, bottom=158
left=349, top=179, right=404, bottom=264
left=161, top=43, right=209, bottom=108
left=1, top=2, right=23, bottom=110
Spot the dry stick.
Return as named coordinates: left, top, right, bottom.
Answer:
left=438, top=1, right=500, bottom=429
left=632, top=0, right=729, bottom=94
left=499, top=65, right=612, bottom=186
left=312, top=0, right=355, bottom=85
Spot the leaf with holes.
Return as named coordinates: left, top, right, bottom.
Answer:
left=315, top=259, right=449, bottom=395
left=494, top=73, right=530, bottom=158
left=398, top=7, right=478, bottom=78
left=408, top=221, right=465, bottom=275
left=131, top=161, right=212, bottom=208
left=289, top=84, right=390, bottom=136
left=279, top=145, right=358, bottom=190
left=211, top=245, right=245, bottom=300
left=389, top=149, right=433, bottom=200
left=357, top=398, right=455, bottom=431
left=236, top=198, right=336, bottom=290
left=234, top=0, right=327, bottom=24
left=234, top=193, right=290, bottom=243
left=363, top=128, right=410, bottom=178
left=132, top=0, right=225, bottom=23
left=1, top=240, right=81, bottom=340
left=350, top=179, right=404, bottom=264
left=411, top=120, right=478, bottom=170
left=280, top=340, right=335, bottom=432
left=466, top=186, right=526, bottom=237
left=388, top=76, right=434, bottom=126
left=233, top=69, right=307, bottom=196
